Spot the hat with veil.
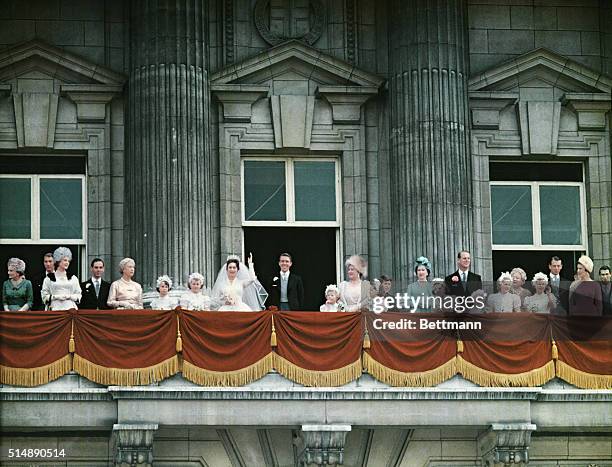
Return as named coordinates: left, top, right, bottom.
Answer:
left=211, top=255, right=268, bottom=310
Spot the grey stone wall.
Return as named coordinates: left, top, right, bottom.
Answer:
left=0, top=0, right=126, bottom=74
left=468, top=0, right=607, bottom=75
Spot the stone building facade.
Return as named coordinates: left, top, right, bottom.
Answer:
left=0, top=1, right=611, bottom=465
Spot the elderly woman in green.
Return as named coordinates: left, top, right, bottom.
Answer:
left=2, top=258, right=33, bottom=311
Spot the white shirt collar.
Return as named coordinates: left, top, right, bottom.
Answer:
left=281, top=271, right=290, bottom=279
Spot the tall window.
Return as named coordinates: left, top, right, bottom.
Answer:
left=242, top=158, right=340, bottom=226
left=0, top=175, right=86, bottom=244
left=490, top=182, right=585, bottom=250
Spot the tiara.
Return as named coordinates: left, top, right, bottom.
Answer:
left=226, top=254, right=241, bottom=262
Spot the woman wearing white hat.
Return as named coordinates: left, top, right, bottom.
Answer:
left=569, top=255, right=603, bottom=316
left=486, top=272, right=521, bottom=312
left=338, top=255, right=371, bottom=312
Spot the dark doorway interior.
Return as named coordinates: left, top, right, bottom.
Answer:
left=493, top=250, right=583, bottom=287
left=244, top=227, right=336, bottom=311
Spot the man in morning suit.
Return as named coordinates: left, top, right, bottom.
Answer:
left=445, top=250, right=483, bottom=297
left=80, top=258, right=111, bottom=310
left=268, top=252, right=304, bottom=311
left=548, top=256, right=570, bottom=315
left=32, top=252, right=55, bottom=310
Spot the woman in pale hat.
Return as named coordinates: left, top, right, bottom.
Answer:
left=150, top=275, right=178, bottom=310
left=2, top=258, right=33, bottom=311
left=405, top=256, right=434, bottom=312
left=338, top=255, right=371, bottom=312
left=486, top=272, right=521, bottom=312
left=510, top=267, right=532, bottom=306
left=107, top=257, right=143, bottom=309
left=41, top=247, right=82, bottom=310
left=569, top=255, right=602, bottom=316
left=523, top=272, right=556, bottom=313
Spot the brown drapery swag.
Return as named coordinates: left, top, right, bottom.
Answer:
left=551, top=316, right=612, bottom=389
left=363, top=313, right=457, bottom=386
left=0, top=310, right=610, bottom=388
left=457, top=314, right=555, bottom=387
left=272, top=311, right=363, bottom=386
left=72, top=309, right=179, bottom=385
left=0, top=311, right=72, bottom=386
left=180, top=310, right=273, bottom=386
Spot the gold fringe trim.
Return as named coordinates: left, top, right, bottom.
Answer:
left=363, top=352, right=456, bottom=387
left=0, top=354, right=72, bottom=387
left=270, top=315, right=277, bottom=347
left=272, top=353, right=362, bottom=387
left=73, top=354, right=179, bottom=386
left=555, top=360, right=612, bottom=389
left=457, top=356, right=554, bottom=387
left=182, top=353, right=273, bottom=386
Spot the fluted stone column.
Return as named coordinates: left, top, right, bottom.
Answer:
left=127, top=0, right=216, bottom=289
left=388, top=0, right=474, bottom=283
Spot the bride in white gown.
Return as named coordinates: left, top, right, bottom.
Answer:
left=211, top=254, right=264, bottom=311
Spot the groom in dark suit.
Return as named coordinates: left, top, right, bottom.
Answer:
left=445, top=250, right=483, bottom=297
left=80, top=258, right=111, bottom=310
left=268, top=253, right=304, bottom=311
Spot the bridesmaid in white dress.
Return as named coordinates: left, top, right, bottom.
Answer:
left=150, top=275, right=178, bottom=310
left=319, top=284, right=345, bottom=312
left=41, top=247, right=82, bottom=311
left=180, top=273, right=212, bottom=311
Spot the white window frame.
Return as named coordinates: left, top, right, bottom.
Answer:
left=241, top=157, right=341, bottom=228
left=0, top=174, right=87, bottom=245
left=490, top=181, right=587, bottom=251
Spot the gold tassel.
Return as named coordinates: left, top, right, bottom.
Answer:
left=0, top=355, right=72, bottom=387
left=456, top=339, right=464, bottom=354
left=272, top=354, right=362, bottom=387
left=176, top=315, right=183, bottom=353
left=456, top=356, right=555, bottom=387
left=69, top=319, right=75, bottom=353
left=555, top=360, right=612, bottom=389
left=73, top=354, right=179, bottom=385
left=363, top=352, right=456, bottom=387
left=270, top=315, right=277, bottom=347
left=182, top=353, right=274, bottom=386
left=363, top=329, right=371, bottom=349
left=551, top=340, right=558, bottom=360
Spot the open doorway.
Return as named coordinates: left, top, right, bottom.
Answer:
left=244, top=227, right=337, bottom=311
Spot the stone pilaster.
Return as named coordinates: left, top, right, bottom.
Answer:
left=127, top=0, right=217, bottom=289
left=113, top=423, right=158, bottom=467
left=478, top=423, right=536, bottom=467
left=295, top=424, right=351, bottom=466
left=388, top=0, right=474, bottom=283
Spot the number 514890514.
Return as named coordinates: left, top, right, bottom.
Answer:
left=8, top=448, right=66, bottom=458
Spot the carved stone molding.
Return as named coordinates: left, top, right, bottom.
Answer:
left=517, top=101, right=561, bottom=155
left=12, top=92, right=59, bottom=148
left=317, top=85, right=378, bottom=124
left=469, top=91, right=518, bottom=130
left=563, top=93, right=612, bottom=130
left=478, top=423, right=536, bottom=467
left=254, top=0, right=326, bottom=46
left=113, top=423, right=158, bottom=467
left=62, top=84, right=123, bottom=122
left=295, top=424, right=351, bottom=466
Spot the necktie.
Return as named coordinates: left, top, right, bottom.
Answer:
left=94, top=280, right=100, bottom=297
left=461, top=272, right=467, bottom=286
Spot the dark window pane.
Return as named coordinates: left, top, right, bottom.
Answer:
left=540, top=186, right=581, bottom=245
left=244, top=161, right=286, bottom=221
left=490, top=162, right=582, bottom=182
left=491, top=185, right=533, bottom=245
left=0, top=178, right=31, bottom=238
left=294, top=161, right=336, bottom=221
left=40, top=178, right=83, bottom=239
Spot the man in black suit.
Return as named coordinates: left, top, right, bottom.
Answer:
left=599, top=265, right=612, bottom=316
left=548, top=256, right=570, bottom=315
left=445, top=250, right=483, bottom=297
left=80, top=258, right=111, bottom=310
left=31, top=252, right=55, bottom=310
left=268, top=252, right=304, bottom=311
